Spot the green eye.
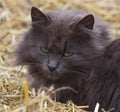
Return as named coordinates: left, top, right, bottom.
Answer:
left=40, top=47, right=49, bottom=54
left=63, top=52, right=73, bottom=57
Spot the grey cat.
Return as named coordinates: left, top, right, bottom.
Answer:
left=14, top=7, right=120, bottom=111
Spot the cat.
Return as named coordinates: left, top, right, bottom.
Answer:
left=14, top=7, right=118, bottom=111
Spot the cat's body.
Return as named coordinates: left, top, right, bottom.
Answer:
left=14, top=7, right=120, bottom=111
left=86, top=39, right=120, bottom=111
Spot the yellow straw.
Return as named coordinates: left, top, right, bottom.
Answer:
left=23, top=79, right=30, bottom=104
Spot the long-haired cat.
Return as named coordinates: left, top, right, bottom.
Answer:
left=14, top=7, right=120, bottom=111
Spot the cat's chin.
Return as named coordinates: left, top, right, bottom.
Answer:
left=43, top=71, right=60, bottom=81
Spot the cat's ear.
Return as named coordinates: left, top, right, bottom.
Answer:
left=31, top=7, right=50, bottom=25
left=71, top=14, right=94, bottom=30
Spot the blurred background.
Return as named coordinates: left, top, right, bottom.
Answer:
left=0, top=0, right=120, bottom=111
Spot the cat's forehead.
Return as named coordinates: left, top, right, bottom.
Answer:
left=45, top=10, right=87, bottom=48
left=47, top=21, right=72, bottom=49
left=40, top=10, right=91, bottom=50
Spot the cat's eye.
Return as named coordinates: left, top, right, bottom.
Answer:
left=63, top=52, right=73, bottom=57
left=40, top=47, right=49, bottom=54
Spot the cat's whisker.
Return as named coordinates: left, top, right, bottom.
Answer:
left=64, top=66, right=89, bottom=79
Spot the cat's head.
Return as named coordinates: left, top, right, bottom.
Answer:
left=15, top=7, right=110, bottom=81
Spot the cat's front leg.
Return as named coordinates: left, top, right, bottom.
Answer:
left=55, top=89, right=85, bottom=106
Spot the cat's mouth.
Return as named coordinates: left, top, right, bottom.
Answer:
left=43, top=71, right=60, bottom=80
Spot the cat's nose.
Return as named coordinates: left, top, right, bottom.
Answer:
left=48, top=61, right=57, bottom=72
left=48, top=65, right=57, bottom=72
